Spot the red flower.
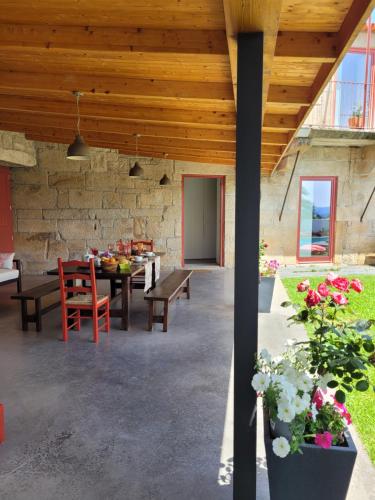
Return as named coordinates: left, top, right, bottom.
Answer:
left=332, top=277, right=349, bottom=292
left=315, top=431, right=333, bottom=449
left=317, top=282, right=330, bottom=297
left=305, top=289, right=321, bottom=307
left=297, top=279, right=310, bottom=292
left=350, top=279, right=364, bottom=293
left=334, top=400, right=352, bottom=425
left=331, top=292, right=348, bottom=306
left=312, top=389, right=324, bottom=410
left=325, top=272, right=338, bottom=285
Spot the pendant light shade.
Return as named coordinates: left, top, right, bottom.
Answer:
left=159, top=174, right=171, bottom=185
left=67, top=91, right=90, bottom=161
left=129, top=134, right=143, bottom=177
left=67, top=134, right=90, bottom=160
left=129, top=161, right=144, bottom=177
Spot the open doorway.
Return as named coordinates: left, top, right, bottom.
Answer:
left=182, top=175, right=225, bottom=267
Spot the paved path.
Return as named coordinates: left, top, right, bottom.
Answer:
left=257, top=276, right=375, bottom=500
left=279, top=264, right=375, bottom=278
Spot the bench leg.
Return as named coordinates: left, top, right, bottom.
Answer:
left=21, top=300, right=28, bottom=331
left=35, top=298, right=42, bottom=332
left=163, top=301, right=169, bottom=332
left=186, top=278, right=190, bottom=299
left=147, top=301, right=154, bottom=331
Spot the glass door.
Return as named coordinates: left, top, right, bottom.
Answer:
left=297, top=177, right=337, bottom=262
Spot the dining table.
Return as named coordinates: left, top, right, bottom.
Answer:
left=47, top=254, right=162, bottom=331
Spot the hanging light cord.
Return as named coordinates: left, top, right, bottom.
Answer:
left=75, top=92, right=81, bottom=135
left=135, top=134, right=139, bottom=159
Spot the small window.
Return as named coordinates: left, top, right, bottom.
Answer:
left=297, top=177, right=337, bottom=262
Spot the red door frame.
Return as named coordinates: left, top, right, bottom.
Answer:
left=296, top=176, right=337, bottom=263
left=0, top=166, right=14, bottom=252
left=181, top=174, right=225, bottom=267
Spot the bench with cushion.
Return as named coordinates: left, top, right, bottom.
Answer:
left=144, top=270, right=192, bottom=332
left=0, top=258, right=22, bottom=292
left=11, top=280, right=60, bottom=331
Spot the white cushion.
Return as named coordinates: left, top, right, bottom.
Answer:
left=0, top=252, right=15, bottom=270
left=0, top=268, right=19, bottom=283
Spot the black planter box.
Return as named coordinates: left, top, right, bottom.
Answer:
left=258, top=276, right=275, bottom=313
left=263, top=411, right=357, bottom=500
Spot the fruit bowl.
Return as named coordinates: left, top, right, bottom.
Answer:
left=101, top=262, right=118, bottom=272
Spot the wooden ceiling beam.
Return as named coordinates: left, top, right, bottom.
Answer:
left=261, top=131, right=289, bottom=145
left=263, top=114, right=297, bottom=130
left=0, top=110, right=236, bottom=142
left=275, top=32, right=338, bottom=62
left=0, top=94, right=236, bottom=128
left=0, top=24, right=228, bottom=55
left=268, top=85, right=311, bottom=106
left=0, top=71, right=234, bottom=102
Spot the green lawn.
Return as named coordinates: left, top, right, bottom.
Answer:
left=282, top=275, right=375, bottom=464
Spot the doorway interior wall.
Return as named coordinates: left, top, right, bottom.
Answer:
left=181, top=175, right=225, bottom=267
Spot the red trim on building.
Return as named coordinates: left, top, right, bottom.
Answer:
left=181, top=174, right=225, bottom=267
left=296, top=176, right=337, bottom=264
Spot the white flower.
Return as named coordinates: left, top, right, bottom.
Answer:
left=284, top=367, right=298, bottom=385
left=251, top=373, right=271, bottom=392
left=318, top=373, right=335, bottom=390
left=271, top=373, right=286, bottom=385
left=292, top=395, right=309, bottom=414
left=260, top=348, right=272, bottom=363
left=310, top=403, right=318, bottom=421
left=296, top=349, right=309, bottom=364
left=285, top=338, right=297, bottom=347
left=272, top=437, right=290, bottom=458
left=272, top=355, right=283, bottom=366
left=301, top=392, right=311, bottom=404
left=280, top=381, right=297, bottom=401
left=277, top=400, right=296, bottom=423
left=296, top=373, right=313, bottom=392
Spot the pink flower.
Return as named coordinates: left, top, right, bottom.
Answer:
left=333, top=400, right=352, bottom=425
left=332, top=277, right=350, bottom=292
left=312, top=388, right=324, bottom=410
left=331, top=292, right=348, bottom=306
left=317, top=282, right=330, bottom=297
left=297, top=279, right=310, bottom=292
left=305, top=289, right=321, bottom=307
left=325, top=272, right=338, bottom=285
left=350, top=279, right=364, bottom=293
left=315, top=431, right=333, bottom=449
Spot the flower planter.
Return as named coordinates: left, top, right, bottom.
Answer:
left=258, top=276, right=275, bottom=313
left=263, top=411, right=357, bottom=500
left=348, top=115, right=364, bottom=128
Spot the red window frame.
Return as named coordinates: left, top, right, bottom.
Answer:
left=296, top=176, right=337, bottom=263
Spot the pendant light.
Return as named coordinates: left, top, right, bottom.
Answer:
left=159, top=153, right=171, bottom=185
left=129, top=134, right=144, bottom=177
left=67, top=91, right=90, bottom=160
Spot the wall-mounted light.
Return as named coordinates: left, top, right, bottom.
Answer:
left=67, top=91, right=90, bottom=161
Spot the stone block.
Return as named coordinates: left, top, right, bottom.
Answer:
left=131, top=207, right=164, bottom=217
left=37, top=146, right=83, bottom=172
left=14, top=233, right=49, bottom=260
left=49, top=172, right=85, bottom=189
left=12, top=167, right=48, bottom=185
left=121, top=193, right=137, bottom=209
left=85, top=172, right=116, bottom=191
left=103, top=192, right=121, bottom=208
left=58, top=220, right=98, bottom=240
left=16, top=209, right=43, bottom=219
left=146, top=217, right=162, bottom=238
left=18, top=219, right=57, bottom=233
left=90, top=153, right=107, bottom=172
left=133, top=217, right=146, bottom=238
left=102, top=219, right=133, bottom=240
left=57, top=190, right=69, bottom=208
left=47, top=240, right=69, bottom=261
left=12, top=185, right=57, bottom=209
left=43, top=209, right=89, bottom=220
left=88, top=209, right=129, bottom=220
left=166, top=237, right=180, bottom=250
left=69, top=190, right=102, bottom=209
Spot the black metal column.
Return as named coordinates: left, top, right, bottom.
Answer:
left=234, top=32, right=263, bottom=500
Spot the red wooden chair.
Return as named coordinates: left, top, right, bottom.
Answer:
left=58, top=258, right=110, bottom=343
left=130, top=240, right=154, bottom=291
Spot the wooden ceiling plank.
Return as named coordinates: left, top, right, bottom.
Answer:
left=0, top=24, right=228, bottom=55
left=0, top=70, right=234, bottom=102
left=268, top=85, right=311, bottom=105
left=262, top=131, right=289, bottom=145
left=275, top=31, right=338, bottom=62
left=0, top=110, right=236, bottom=142
left=0, top=94, right=236, bottom=128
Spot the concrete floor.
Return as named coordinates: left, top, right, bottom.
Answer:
left=0, top=271, right=234, bottom=500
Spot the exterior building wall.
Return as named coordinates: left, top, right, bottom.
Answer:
left=9, top=139, right=235, bottom=274
left=260, top=145, right=375, bottom=265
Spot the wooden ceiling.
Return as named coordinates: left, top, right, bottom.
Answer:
left=0, top=0, right=372, bottom=174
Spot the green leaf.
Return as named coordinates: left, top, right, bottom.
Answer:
left=364, top=342, right=375, bottom=353
left=356, top=380, right=369, bottom=392
left=342, top=383, right=353, bottom=392
left=327, top=380, right=339, bottom=388
left=351, top=320, right=373, bottom=332
left=343, top=376, right=352, bottom=384
left=351, top=372, right=363, bottom=380
left=281, top=301, right=292, bottom=308
left=335, top=390, right=346, bottom=403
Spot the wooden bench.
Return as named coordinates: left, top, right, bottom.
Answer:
left=144, top=270, right=192, bottom=332
left=11, top=280, right=61, bottom=332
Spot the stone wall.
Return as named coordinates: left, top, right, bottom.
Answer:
left=10, top=141, right=235, bottom=274
left=260, top=145, right=375, bottom=265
